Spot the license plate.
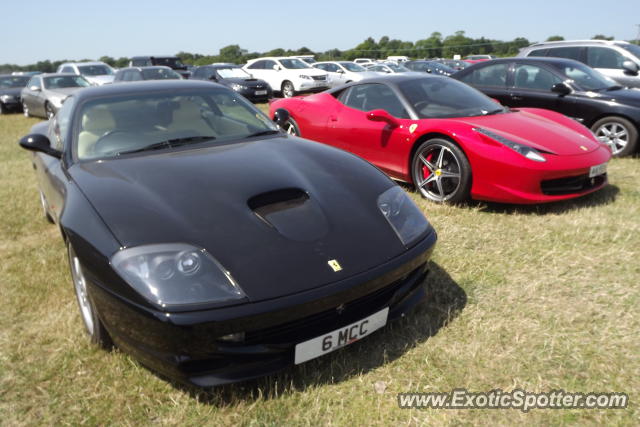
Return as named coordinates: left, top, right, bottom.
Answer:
left=255, top=90, right=267, bottom=95
left=294, top=307, right=388, bottom=364
left=589, top=163, right=607, bottom=177
left=315, top=81, right=326, bottom=87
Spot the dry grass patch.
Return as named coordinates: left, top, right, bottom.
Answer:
left=1, top=112, right=638, bottom=425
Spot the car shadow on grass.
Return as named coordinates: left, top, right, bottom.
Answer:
left=471, top=184, right=620, bottom=215
left=179, top=261, right=466, bottom=404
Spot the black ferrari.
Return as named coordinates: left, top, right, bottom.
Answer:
left=18, top=80, right=437, bottom=387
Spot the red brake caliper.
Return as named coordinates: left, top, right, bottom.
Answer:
left=423, top=152, right=434, bottom=182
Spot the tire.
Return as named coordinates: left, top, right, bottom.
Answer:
left=591, top=116, right=638, bottom=157
left=411, top=138, right=471, bottom=203
left=281, top=81, right=295, bottom=98
left=39, top=191, right=54, bottom=224
left=67, top=243, right=113, bottom=349
left=22, top=102, right=30, bottom=117
left=45, top=102, right=55, bottom=120
left=283, top=117, right=300, bottom=136
left=0, top=102, right=6, bottom=115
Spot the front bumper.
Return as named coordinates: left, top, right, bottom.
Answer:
left=88, top=229, right=437, bottom=387
left=469, top=146, right=612, bottom=204
left=1, top=97, right=22, bottom=111
left=236, top=86, right=273, bottom=103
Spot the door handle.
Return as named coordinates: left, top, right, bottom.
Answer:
left=329, top=115, right=338, bottom=122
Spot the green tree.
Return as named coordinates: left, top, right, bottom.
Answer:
left=546, top=35, right=564, bottom=41
left=415, top=32, right=443, bottom=58
left=218, top=45, right=245, bottom=64
left=442, top=31, right=474, bottom=58
left=99, top=56, right=116, bottom=67
left=592, top=34, right=614, bottom=40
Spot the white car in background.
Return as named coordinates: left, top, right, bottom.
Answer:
left=243, top=57, right=328, bottom=97
left=365, top=62, right=418, bottom=74
left=312, top=61, right=382, bottom=88
left=354, top=58, right=376, bottom=65
left=56, top=61, right=115, bottom=85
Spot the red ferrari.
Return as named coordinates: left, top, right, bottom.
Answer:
left=269, top=75, right=612, bottom=204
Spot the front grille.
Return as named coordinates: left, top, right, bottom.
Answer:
left=541, top=173, right=606, bottom=195
left=311, top=75, right=327, bottom=81
left=243, top=264, right=426, bottom=344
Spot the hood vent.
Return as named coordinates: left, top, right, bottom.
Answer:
left=248, top=188, right=329, bottom=242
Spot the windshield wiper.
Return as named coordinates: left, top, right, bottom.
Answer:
left=245, top=130, right=280, bottom=138
left=483, top=108, right=504, bottom=116
left=117, top=136, right=216, bottom=155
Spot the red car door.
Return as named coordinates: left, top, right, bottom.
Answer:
left=325, top=83, right=412, bottom=178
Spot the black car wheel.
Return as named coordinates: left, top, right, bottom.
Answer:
left=45, top=102, right=55, bottom=120
left=411, top=138, right=471, bottom=203
left=39, top=191, right=54, bottom=224
left=591, top=116, right=638, bottom=157
left=281, top=81, right=295, bottom=98
left=283, top=117, right=300, bottom=136
left=22, top=102, right=30, bottom=117
left=67, top=243, right=112, bottom=349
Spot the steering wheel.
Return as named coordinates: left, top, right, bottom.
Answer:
left=91, top=130, right=133, bottom=155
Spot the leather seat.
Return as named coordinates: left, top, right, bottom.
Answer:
left=77, top=107, right=116, bottom=158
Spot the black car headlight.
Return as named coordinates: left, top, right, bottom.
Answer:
left=378, top=186, right=431, bottom=247
left=474, top=127, right=547, bottom=162
left=111, top=243, right=246, bottom=308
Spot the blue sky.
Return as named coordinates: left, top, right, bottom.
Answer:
left=5, top=0, right=640, bottom=65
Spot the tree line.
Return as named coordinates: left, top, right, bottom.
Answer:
left=1, top=32, right=631, bottom=73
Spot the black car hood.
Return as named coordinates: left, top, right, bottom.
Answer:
left=579, top=86, right=640, bottom=107
left=0, top=87, right=23, bottom=97
left=70, top=136, right=407, bottom=302
left=221, top=77, right=266, bottom=86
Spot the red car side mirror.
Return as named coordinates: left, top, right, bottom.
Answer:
left=367, top=109, right=399, bottom=127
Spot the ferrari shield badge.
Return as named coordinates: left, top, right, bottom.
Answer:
left=409, top=124, right=418, bottom=134
left=328, top=259, right=343, bottom=272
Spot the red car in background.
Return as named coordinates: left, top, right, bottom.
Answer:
left=270, top=75, right=611, bottom=204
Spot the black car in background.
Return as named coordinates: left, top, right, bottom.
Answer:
left=114, top=66, right=182, bottom=82
left=431, top=59, right=470, bottom=71
left=129, top=56, right=190, bottom=79
left=190, top=64, right=272, bottom=102
left=404, top=60, right=456, bottom=76
left=453, top=57, right=640, bottom=156
left=0, top=74, right=30, bottom=114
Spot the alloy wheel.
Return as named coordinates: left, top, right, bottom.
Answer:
left=413, top=144, right=462, bottom=202
left=595, top=122, right=629, bottom=156
left=68, top=245, right=95, bottom=335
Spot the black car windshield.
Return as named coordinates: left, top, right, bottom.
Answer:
left=618, top=43, right=640, bottom=60
left=339, top=62, right=367, bottom=72
left=141, top=68, right=181, bottom=80
left=75, top=88, right=279, bottom=160
left=216, top=67, right=251, bottom=79
left=553, top=62, right=617, bottom=91
left=279, top=59, right=310, bottom=69
left=153, top=57, right=186, bottom=69
left=400, top=78, right=504, bottom=119
left=44, top=75, right=91, bottom=89
left=77, top=65, right=113, bottom=76
left=0, top=76, right=30, bottom=88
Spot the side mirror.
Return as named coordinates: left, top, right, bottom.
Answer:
left=209, top=74, right=218, bottom=81
left=273, top=108, right=290, bottom=129
left=19, top=133, right=62, bottom=158
left=622, top=60, right=639, bottom=76
left=366, top=109, right=399, bottom=127
left=29, top=85, right=41, bottom=91
left=551, top=82, right=572, bottom=96
left=336, top=69, right=344, bottom=74
left=272, top=64, right=280, bottom=71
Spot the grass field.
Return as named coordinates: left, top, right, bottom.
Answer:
left=0, top=110, right=638, bottom=425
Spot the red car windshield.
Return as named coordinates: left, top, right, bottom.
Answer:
left=399, top=78, right=503, bottom=119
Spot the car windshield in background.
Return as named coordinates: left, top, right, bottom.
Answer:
left=75, top=88, right=278, bottom=161
left=400, top=78, right=503, bottom=119
left=618, top=43, right=640, bottom=59
left=141, top=68, right=181, bottom=80
left=78, top=65, right=113, bottom=76
left=217, top=67, right=251, bottom=79
left=0, top=76, right=30, bottom=88
left=154, top=58, right=185, bottom=68
left=44, top=75, right=91, bottom=89
left=553, top=62, right=617, bottom=91
left=340, top=62, right=367, bottom=72
left=279, top=59, right=310, bottom=69
left=387, top=63, right=410, bottom=72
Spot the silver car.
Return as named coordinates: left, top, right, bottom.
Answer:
left=21, top=73, right=90, bottom=119
left=517, top=40, right=640, bottom=88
